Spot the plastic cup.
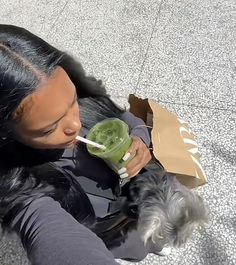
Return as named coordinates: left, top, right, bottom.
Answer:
left=86, top=118, right=133, bottom=171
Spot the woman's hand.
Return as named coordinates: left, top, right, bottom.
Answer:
left=118, top=136, right=152, bottom=178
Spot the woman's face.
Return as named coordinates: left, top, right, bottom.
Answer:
left=13, top=67, right=81, bottom=149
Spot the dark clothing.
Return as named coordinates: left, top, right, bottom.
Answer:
left=1, top=111, right=152, bottom=265
left=12, top=197, right=120, bottom=265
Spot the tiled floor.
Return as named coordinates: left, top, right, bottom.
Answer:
left=0, top=0, right=235, bottom=264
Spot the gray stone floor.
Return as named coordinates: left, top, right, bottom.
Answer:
left=0, top=0, right=235, bottom=264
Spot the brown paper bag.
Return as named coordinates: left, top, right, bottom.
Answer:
left=128, top=94, right=207, bottom=188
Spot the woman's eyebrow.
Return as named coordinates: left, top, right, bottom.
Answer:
left=71, top=90, right=77, bottom=106
left=35, top=90, right=77, bottom=132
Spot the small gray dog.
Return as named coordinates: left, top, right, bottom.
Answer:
left=95, top=161, right=209, bottom=256
left=127, top=162, right=209, bottom=251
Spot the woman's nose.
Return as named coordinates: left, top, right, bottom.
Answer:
left=63, top=114, right=81, bottom=136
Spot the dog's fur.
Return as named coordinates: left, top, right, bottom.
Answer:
left=127, top=164, right=209, bottom=249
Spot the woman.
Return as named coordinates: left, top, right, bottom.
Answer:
left=0, top=24, right=153, bottom=264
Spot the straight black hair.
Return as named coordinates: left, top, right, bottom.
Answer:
left=0, top=25, right=125, bottom=234
left=0, top=24, right=124, bottom=137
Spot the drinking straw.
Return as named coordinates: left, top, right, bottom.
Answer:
left=75, top=135, right=106, bottom=150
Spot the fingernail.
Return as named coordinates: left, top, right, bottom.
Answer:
left=122, top=152, right=131, bottom=161
left=120, top=173, right=129, bottom=179
left=118, top=167, right=127, bottom=174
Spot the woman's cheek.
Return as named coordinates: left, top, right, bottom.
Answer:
left=30, top=132, right=62, bottom=146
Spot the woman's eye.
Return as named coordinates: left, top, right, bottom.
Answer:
left=42, top=127, right=56, bottom=136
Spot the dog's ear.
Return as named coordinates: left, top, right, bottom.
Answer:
left=167, top=188, right=209, bottom=247
left=138, top=205, right=167, bottom=246
left=141, top=218, right=162, bottom=245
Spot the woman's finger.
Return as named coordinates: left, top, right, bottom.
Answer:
left=129, top=156, right=151, bottom=177
left=122, top=136, right=145, bottom=159
left=119, top=136, right=151, bottom=178
left=126, top=147, right=151, bottom=177
left=127, top=138, right=140, bottom=153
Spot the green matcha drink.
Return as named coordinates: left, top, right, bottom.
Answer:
left=86, top=118, right=133, bottom=171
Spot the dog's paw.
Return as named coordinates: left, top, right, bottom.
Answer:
left=156, top=247, right=172, bottom=256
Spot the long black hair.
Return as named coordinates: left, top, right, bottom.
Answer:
left=0, top=163, right=96, bottom=232
left=0, top=24, right=124, bottom=138
left=0, top=25, right=125, bottom=233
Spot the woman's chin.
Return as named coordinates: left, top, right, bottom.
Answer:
left=60, top=139, right=77, bottom=149
left=22, top=139, right=77, bottom=150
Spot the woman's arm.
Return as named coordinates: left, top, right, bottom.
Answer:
left=118, top=111, right=152, bottom=178
left=12, top=197, right=120, bottom=265
left=120, top=111, right=151, bottom=147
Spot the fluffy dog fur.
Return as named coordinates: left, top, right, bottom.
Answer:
left=127, top=163, right=209, bottom=250
left=94, top=162, right=209, bottom=252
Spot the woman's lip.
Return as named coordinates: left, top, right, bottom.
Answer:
left=61, top=139, right=76, bottom=146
